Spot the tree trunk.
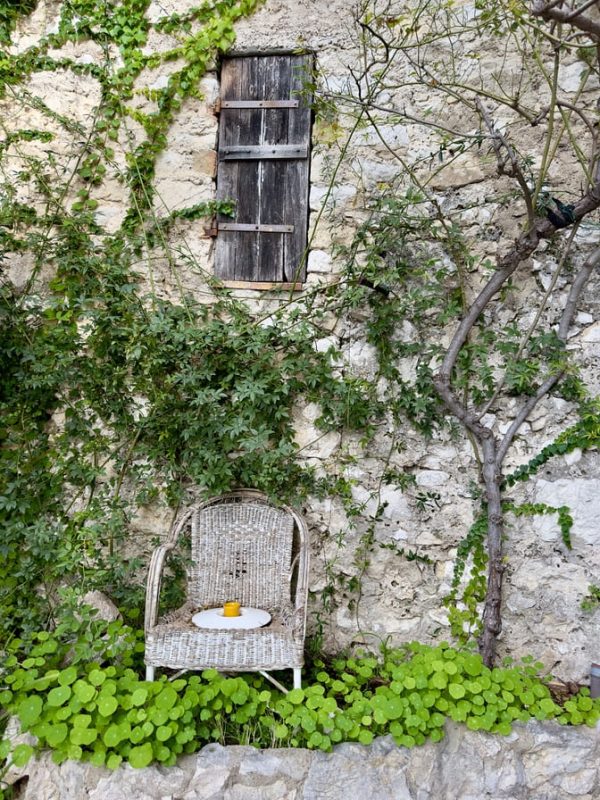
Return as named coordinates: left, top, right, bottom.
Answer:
left=478, top=434, right=505, bottom=667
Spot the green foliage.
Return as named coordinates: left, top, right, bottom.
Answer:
left=2, top=0, right=600, bottom=668
left=507, top=502, right=573, bottom=549
left=0, top=256, right=379, bottom=634
left=0, top=0, right=383, bottom=638
left=2, top=635, right=598, bottom=775
left=581, top=585, right=600, bottom=613
left=0, top=0, right=37, bottom=45
left=337, top=190, right=458, bottom=437
left=506, top=400, right=600, bottom=487
left=444, top=513, right=488, bottom=643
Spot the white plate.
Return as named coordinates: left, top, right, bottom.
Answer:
left=191, top=607, right=271, bottom=630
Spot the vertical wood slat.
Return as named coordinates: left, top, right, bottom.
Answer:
left=258, top=56, right=290, bottom=281
left=217, top=57, right=261, bottom=281
left=215, top=54, right=312, bottom=284
left=283, top=55, right=312, bottom=283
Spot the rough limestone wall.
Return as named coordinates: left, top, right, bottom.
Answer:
left=4, top=0, right=600, bottom=681
left=9, top=722, right=600, bottom=800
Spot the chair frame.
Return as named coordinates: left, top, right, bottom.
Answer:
left=144, top=490, right=309, bottom=691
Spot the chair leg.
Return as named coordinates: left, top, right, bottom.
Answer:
left=146, top=665, right=155, bottom=682
left=293, top=668, right=302, bottom=690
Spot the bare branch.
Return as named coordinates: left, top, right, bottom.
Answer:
left=531, top=0, right=600, bottom=38
left=565, top=0, right=600, bottom=21
left=476, top=99, right=536, bottom=227
left=496, top=244, right=600, bottom=463
left=435, top=171, right=600, bottom=444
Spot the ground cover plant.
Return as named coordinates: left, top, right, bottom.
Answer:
left=1, top=615, right=598, bottom=783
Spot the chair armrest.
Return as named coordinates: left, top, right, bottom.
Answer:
left=290, top=508, right=310, bottom=641
left=144, top=543, right=176, bottom=632
left=144, top=507, right=194, bottom=633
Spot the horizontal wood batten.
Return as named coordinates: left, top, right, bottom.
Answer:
left=219, top=145, right=308, bottom=160
left=219, top=222, right=294, bottom=233
left=220, top=280, right=304, bottom=291
left=221, top=100, right=299, bottom=109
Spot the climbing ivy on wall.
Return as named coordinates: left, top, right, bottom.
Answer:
left=0, top=0, right=385, bottom=638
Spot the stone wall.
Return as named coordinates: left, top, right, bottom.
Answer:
left=9, top=722, right=600, bottom=799
left=3, top=0, right=600, bottom=681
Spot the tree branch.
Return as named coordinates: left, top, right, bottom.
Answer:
left=435, top=170, right=600, bottom=466
left=496, top=244, right=600, bottom=463
left=476, top=98, right=536, bottom=227
left=531, top=1, right=600, bottom=38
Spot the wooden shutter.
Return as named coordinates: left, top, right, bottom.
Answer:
left=215, top=54, right=312, bottom=287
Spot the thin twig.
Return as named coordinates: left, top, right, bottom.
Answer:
left=476, top=99, right=536, bottom=227
left=496, top=244, right=600, bottom=463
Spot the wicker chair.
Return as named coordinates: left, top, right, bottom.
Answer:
left=144, top=490, right=309, bottom=691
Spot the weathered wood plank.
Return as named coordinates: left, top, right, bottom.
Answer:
left=220, top=280, right=303, bottom=291
left=257, top=56, right=291, bottom=281
left=216, top=57, right=261, bottom=280
left=283, top=55, right=312, bottom=282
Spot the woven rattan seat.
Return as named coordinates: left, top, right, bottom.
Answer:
left=144, top=490, right=309, bottom=690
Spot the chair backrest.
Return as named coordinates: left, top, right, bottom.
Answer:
left=189, top=495, right=295, bottom=611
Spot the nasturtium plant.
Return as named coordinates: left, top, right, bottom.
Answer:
left=2, top=633, right=598, bottom=775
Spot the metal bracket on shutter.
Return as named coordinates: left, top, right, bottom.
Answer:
left=218, top=222, right=294, bottom=233
left=219, top=145, right=308, bottom=160
left=221, top=100, right=299, bottom=109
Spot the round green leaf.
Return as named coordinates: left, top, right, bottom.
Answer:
left=58, top=667, right=78, bottom=686
left=17, top=695, right=43, bottom=727
left=46, top=723, right=68, bottom=747
left=539, top=698, right=556, bottom=715
left=149, top=708, right=169, bottom=726
left=287, top=688, right=305, bottom=705
left=90, top=750, right=106, bottom=767
left=129, top=742, right=154, bottom=769
left=155, top=687, right=177, bottom=710
left=131, top=688, right=148, bottom=707
left=431, top=672, right=447, bottom=690
left=103, top=724, right=126, bottom=748
left=70, top=727, right=97, bottom=746
left=88, top=669, right=106, bottom=687
left=449, top=683, right=465, bottom=699
left=47, top=685, right=72, bottom=707
left=73, top=681, right=96, bottom=703
left=106, top=753, right=123, bottom=770
left=11, top=743, right=34, bottom=767
left=274, top=723, right=288, bottom=738
left=156, top=725, right=172, bottom=742
left=98, top=696, right=118, bottom=717
left=384, top=697, right=404, bottom=720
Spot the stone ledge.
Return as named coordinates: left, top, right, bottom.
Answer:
left=6, top=721, right=599, bottom=800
